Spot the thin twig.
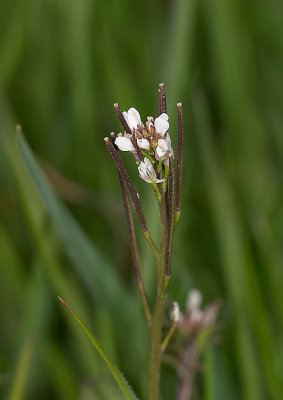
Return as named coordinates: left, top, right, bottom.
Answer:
left=161, top=321, right=178, bottom=352
left=165, top=154, right=175, bottom=279
left=159, top=83, right=167, bottom=114
left=104, top=138, right=158, bottom=254
left=144, top=230, right=160, bottom=258
left=158, top=89, right=162, bottom=115
left=175, top=103, right=184, bottom=227
left=105, top=138, right=147, bottom=230
left=114, top=103, right=132, bottom=135
left=130, top=137, right=143, bottom=161
left=118, top=173, right=152, bottom=325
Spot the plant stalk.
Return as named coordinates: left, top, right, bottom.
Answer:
left=148, top=197, right=168, bottom=400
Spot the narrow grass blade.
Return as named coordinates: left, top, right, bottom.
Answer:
left=58, top=297, right=139, bottom=400
left=8, top=337, right=34, bottom=400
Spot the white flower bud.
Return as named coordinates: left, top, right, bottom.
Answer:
left=186, top=289, right=202, bottom=312
left=123, top=108, right=143, bottom=131
left=137, top=138, right=150, bottom=150
left=170, top=301, right=180, bottom=322
left=156, top=138, right=168, bottom=159
left=154, top=113, right=169, bottom=136
left=138, top=158, right=157, bottom=183
left=115, top=136, right=135, bottom=152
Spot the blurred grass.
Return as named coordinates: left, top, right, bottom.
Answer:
left=0, top=0, right=283, bottom=399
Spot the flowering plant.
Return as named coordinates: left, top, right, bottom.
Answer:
left=104, top=83, right=185, bottom=399
left=59, top=83, right=219, bottom=400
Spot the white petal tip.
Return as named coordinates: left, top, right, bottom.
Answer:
left=186, top=289, right=202, bottom=312
left=177, top=102, right=182, bottom=107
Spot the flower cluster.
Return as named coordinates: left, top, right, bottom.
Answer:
left=114, top=108, right=173, bottom=184
left=178, top=289, right=221, bottom=332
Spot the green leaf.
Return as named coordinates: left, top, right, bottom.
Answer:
left=58, top=297, right=139, bottom=400
left=8, top=337, right=34, bottom=400
left=15, top=131, right=148, bottom=386
left=17, top=133, right=127, bottom=308
left=1, top=117, right=147, bottom=392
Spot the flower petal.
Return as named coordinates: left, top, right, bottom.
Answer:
left=137, top=138, right=150, bottom=150
left=156, top=138, right=168, bottom=158
left=165, top=133, right=172, bottom=151
left=159, top=113, right=169, bottom=121
left=186, top=289, right=202, bottom=312
left=115, top=136, right=135, bottom=152
left=154, top=114, right=169, bottom=136
left=138, top=157, right=156, bottom=183
left=170, top=302, right=180, bottom=322
left=127, top=108, right=143, bottom=131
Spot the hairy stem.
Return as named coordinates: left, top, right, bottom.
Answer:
left=166, top=155, right=176, bottom=278
left=175, top=103, right=184, bottom=228
left=118, top=173, right=152, bottom=325
left=148, top=197, right=168, bottom=400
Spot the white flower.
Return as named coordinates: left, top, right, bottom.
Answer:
left=137, top=138, right=150, bottom=150
left=154, top=113, right=169, bottom=136
left=138, top=158, right=157, bottom=183
left=186, top=289, right=202, bottom=312
left=170, top=301, right=180, bottom=322
left=123, top=108, right=143, bottom=131
left=115, top=136, right=135, bottom=152
left=156, top=138, right=168, bottom=159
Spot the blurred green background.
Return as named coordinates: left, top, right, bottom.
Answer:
left=1, top=0, right=283, bottom=399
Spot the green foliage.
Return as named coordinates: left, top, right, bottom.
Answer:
left=1, top=0, right=283, bottom=399
left=58, top=296, right=138, bottom=400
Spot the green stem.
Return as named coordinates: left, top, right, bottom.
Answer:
left=161, top=321, right=177, bottom=352
left=148, top=198, right=168, bottom=400
left=162, top=164, right=169, bottom=193
left=148, top=285, right=166, bottom=400
left=144, top=230, right=159, bottom=258
left=151, top=182, right=162, bottom=202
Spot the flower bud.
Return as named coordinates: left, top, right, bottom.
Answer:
left=170, top=301, right=180, bottom=322
left=156, top=138, right=169, bottom=159
left=186, top=289, right=202, bottom=312
left=123, top=108, right=143, bottom=131
left=138, top=158, right=157, bottom=183
left=137, top=138, right=150, bottom=150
